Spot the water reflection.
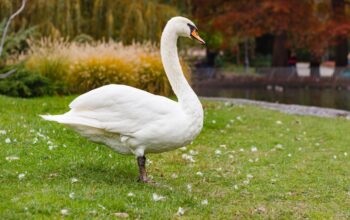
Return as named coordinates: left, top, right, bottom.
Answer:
left=195, top=87, right=350, bottom=111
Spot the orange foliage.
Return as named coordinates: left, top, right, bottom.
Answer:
left=192, top=0, right=350, bottom=57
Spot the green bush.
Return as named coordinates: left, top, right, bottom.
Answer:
left=0, top=67, right=67, bottom=97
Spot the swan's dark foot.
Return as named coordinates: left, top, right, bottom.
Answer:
left=137, top=176, right=156, bottom=184
left=137, top=156, right=157, bottom=185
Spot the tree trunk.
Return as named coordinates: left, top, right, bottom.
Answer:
left=334, top=38, right=348, bottom=66
left=310, top=56, right=320, bottom=78
left=206, top=48, right=218, bottom=67
left=244, top=37, right=249, bottom=72
left=332, top=0, right=348, bottom=67
left=235, top=44, right=241, bottom=65
left=272, top=32, right=288, bottom=67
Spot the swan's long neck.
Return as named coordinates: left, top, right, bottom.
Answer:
left=160, top=23, right=202, bottom=114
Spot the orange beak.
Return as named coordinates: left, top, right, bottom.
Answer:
left=191, top=29, right=205, bottom=45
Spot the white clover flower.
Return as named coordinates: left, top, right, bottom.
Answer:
left=5, top=156, right=19, bottom=161
left=251, top=146, right=258, bottom=152
left=18, top=173, right=25, bottom=180
left=127, top=192, right=135, bottom=197
left=114, top=212, right=129, bottom=218
left=201, top=199, right=208, bottom=205
left=98, top=204, right=106, bottom=210
left=180, top=147, right=187, bottom=151
left=215, top=149, right=222, bottom=155
left=5, top=138, right=11, bottom=144
left=247, top=174, right=254, bottom=179
left=177, top=207, right=185, bottom=216
left=276, top=120, right=282, bottom=125
left=187, top=184, right=192, bottom=192
left=152, top=193, right=166, bottom=201
left=69, top=192, right=75, bottom=199
left=71, top=177, right=78, bottom=183
left=61, top=209, right=69, bottom=215
left=275, top=144, right=284, bottom=149
left=189, top=150, right=198, bottom=156
left=0, top=130, right=7, bottom=135
left=182, top=154, right=195, bottom=163
left=196, top=171, right=203, bottom=176
left=171, top=173, right=178, bottom=179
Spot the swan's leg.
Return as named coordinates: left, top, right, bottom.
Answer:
left=137, top=156, right=150, bottom=183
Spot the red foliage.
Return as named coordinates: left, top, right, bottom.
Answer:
left=192, top=0, right=350, bottom=57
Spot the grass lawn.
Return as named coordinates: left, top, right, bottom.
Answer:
left=0, top=95, right=349, bottom=219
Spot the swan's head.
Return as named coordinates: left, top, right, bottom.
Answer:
left=168, top=16, right=205, bottom=45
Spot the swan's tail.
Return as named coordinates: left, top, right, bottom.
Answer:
left=40, top=114, right=72, bottom=124
left=40, top=114, right=101, bottom=128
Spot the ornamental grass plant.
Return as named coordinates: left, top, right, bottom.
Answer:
left=21, top=39, right=190, bottom=96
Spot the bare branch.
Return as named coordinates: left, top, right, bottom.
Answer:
left=0, top=69, right=16, bottom=79
left=0, top=0, right=27, bottom=80
left=0, top=0, right=27, bottom=57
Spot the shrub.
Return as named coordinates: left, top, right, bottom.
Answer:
left=21, top=39, right=191, bottom=96
left=0, top=66, right=66, bottom=97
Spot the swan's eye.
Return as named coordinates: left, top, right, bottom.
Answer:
left=187, top=23, right=197, bottom=33
left=187, top=23, right=205, bottom=45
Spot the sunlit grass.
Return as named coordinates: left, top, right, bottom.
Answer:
left=0, top=95, right=349, bottom=219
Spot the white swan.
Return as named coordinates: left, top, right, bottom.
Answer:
left=41, top=16, right=205, bottom=183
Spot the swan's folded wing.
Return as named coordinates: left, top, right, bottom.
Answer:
left=67, top=84, right=181, bottom=135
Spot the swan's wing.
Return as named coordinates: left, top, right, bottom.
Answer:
left=66, top=84, right=181, bottom=135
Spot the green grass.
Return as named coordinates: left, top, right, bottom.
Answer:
left=0, top=95, right=349, bottom=219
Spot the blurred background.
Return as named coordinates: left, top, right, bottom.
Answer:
left=1, top=0, right=350, bottom=110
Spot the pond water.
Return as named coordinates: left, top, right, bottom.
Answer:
left=195, top=87, right=350, bottom=111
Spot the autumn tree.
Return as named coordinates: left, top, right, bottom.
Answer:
left=202, top=0, right=317, bottom=67
left=332, top=0, right=348, bottom=66
left=192, top=0, right=350, bottom=67
left=191, top=0, right=225, bottom=66
left=293, top=0, right=350, bottom=68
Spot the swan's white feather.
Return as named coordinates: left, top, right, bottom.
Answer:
left=41, top=16, right=204, bottom=157
left=68, top=84, right=181, bottom=134
left=41, top=84, right=196, bottom=156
